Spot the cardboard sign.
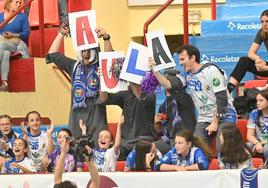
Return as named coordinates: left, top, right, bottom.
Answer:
left=119, top=42, right=150, bottom=84
left=99, top=52, right=127, bottom=92
left=69, top=10, right=98, bottom=51
left=146, top=30, right=175, bottom=72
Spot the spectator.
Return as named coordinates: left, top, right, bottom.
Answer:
left=0, top=114, right=19, bottom=159
left=53, top=138, right=100, bottom=188
left=41, top=128, right=84, bottom=172
left=0, top=0, right=30, bottom=92
left=176, top=44, right=237, bottom=155
left=227, top=9, right=268, bottom=93
left=155, top=130, right=212, bottom=171
left=1, top=138, right=36, bottom=173
left=46, top=26, right=112, bottom=142
left=22, top=111, right=54, bottom=172
left=247, top=89, right=268, bottom=163
left=219, top=126, right=253, bottom=169
left=124, top=140, right=162, bottom=172
left=86, top=115, right=123, bottom=172
left=99, top=80, right=156, bottom=160
left=148, top=60, right=196, bottom=155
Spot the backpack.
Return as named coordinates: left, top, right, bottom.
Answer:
left=233, top=88, right=259, bottom=119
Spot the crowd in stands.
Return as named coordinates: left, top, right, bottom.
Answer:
left=1, top=0, right=268, bottom=187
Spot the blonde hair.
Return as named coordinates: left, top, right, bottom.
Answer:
left=4, top=0, right=22, bottom=11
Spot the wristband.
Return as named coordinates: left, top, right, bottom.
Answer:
left=103, top=34, right=110, bottom=41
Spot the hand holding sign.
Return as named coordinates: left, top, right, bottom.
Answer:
left=146, top=30, right=175, bottom=72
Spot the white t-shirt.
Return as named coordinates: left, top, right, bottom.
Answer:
left=93, top=146, right=119, bottom=172
left=26, top=131, right=49, bottom=171
left=1, top=157, right=36, bottom=173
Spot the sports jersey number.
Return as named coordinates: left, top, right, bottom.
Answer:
left=31, top=142, right=39, bottom=150
left=188, top=80, right=202, bottom=91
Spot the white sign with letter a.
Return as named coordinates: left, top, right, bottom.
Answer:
left=99, top=52, right=127, bottom=93
left=146, top=30, right=175, bottom=72
left=69, top=10, right=98, bottom=51
left=120, top=41, right=150, bottom=84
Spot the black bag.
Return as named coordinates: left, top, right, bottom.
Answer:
left=233, top=88, right=259, bottom=118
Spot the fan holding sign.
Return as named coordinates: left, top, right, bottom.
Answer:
left=46, top=10, right=113, bottom=144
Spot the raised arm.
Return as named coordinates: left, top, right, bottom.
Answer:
left=47, top=123, right=55, bottom=155
left=95, top=27, right=113, bottom=52
left=114, top=115, right=123, bottom=155
left=87, top=160, right=100, bottom=188
left=148, top=58, right=171, bottom=89
left=48, top=26, right=69, bottom=54
left=54, top=139, right=69, bottom=185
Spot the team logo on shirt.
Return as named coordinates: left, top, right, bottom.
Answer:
left=212, top=78, right=220, bottom=87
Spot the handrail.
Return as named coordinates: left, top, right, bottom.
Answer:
left=38, top=0, right=45, bottom=57
left=211, top=0, right=216, bottom=20
left=183, top=0, right=189, bottom=44
left=143, top=0, right=174, bottom=46
left=53, top=66, right=71, bottom=84
left=0, top=0, right=34, bottom=29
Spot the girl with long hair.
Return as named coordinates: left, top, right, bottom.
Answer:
left=219, top=126, right=252, bottom=169
left=124, top=140, right=162, bottom=171
left=155, top=130, right=213, bottom=171
left=247, top=89, right=268, bottom=163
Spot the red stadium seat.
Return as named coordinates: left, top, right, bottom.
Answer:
left=208, top=158, right=219, bottom=170
left=28, top=0, right=60, bottom=27
left=67, top=0, right=92, bottom=13
left=115, top=161, right=126, bottom=172
left=256, top=75, right=268, bottom=80
left=244, top=80, right=267, bottom=89
left=236, top=119, right=248, bottom=143
left=252, top=158, right=263, bottom=168
left=0, top=0, right=4, bottom=12
left=210, top=137, right=217, bottom=157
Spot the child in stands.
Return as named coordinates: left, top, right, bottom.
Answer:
left=42, top=127, right=84, bottom=172
left=0, top=114, right=19, bottom=159
left=85, top=116, right=123, bottom=172
left=1, top=138, right=36, bottom=173
left=247, top=89, right=268, bottom=163
left=155, top=130, right=212, bottom=171
left=124, top=140, right=162, bottom=171
left=219, top=126, right=252, bottom=169
left=22, top=111, right=54, bottom=172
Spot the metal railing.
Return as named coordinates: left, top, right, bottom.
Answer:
left=143, top=0, right=217, bottom=45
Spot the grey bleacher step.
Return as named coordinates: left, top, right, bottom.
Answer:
left=201, top=19, right=260, bottom=37
left=217, top=2, right=268, bottom=20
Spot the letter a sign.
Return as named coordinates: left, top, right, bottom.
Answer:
left=146, top=30, right=175, bottom=72
left=69, top=10, right=99, bottom=51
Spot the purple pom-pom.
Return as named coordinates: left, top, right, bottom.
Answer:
left=140, top=71, right=160, bottom=94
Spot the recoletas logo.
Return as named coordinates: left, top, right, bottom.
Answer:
left=227, top=21, right=261, bottom=31
left=87, top=175, right=119, bottom=188
left=201, top=54, right=239, bottom=63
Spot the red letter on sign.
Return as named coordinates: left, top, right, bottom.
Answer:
left=101, top=59, right=118, bottom=89
left=76, top=16, right=96, bottom=46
